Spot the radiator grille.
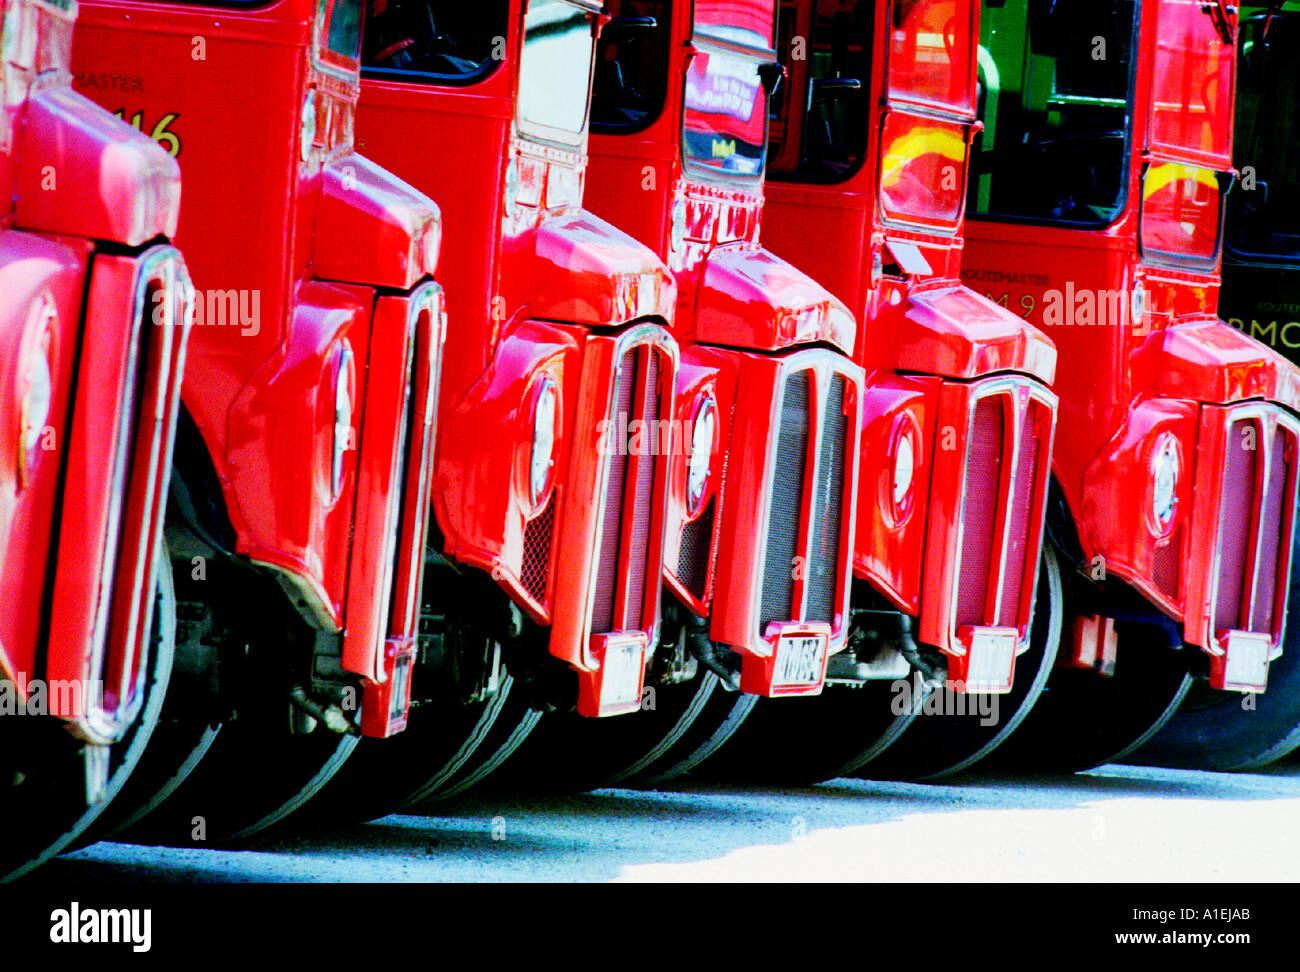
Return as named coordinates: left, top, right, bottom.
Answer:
left=956, top=398, right=1004, bottom=628
left=759, top=371, right=810, bottom=631
left=997, top=408, right=1042, bottom=626
left=590, top=344, right=668, bottom=636
left=806, top=375, right=848, bottom=624
left=1215, top=419, right=1258, bottom=632
left=623, top=351, right=660, bottom=628
left=591, top=349, right=636, bottom=633
left=756, top=365, right=855, bottom=639
left=1252, top=435, right=1290, bottom=633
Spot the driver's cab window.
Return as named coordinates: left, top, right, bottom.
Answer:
left=969, top=0, right=1136, bottom=225
left=768, top=0, right=872, bottom=183
left=1227, top=7, right=1300, bottom=262
left=590, top=0, right=672, bottom=132
left=362, top=0, right=510, bottom=84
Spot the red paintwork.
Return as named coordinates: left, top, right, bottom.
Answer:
left=46, top=247, right=190, bottom=737
left=964, top=0, right=1300, bottom=682
left=753, top=0, right=1058, bottom=672
left=357, top=0, right=681, bottom=714
left=585, top=0, right=863, bottom=691
left=0, top=0, right=191, bottom=744
left=73, top=0, right=444, bottom=735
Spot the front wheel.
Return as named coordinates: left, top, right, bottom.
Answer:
left=1, top=541, right=176, bottom=882
left=980, top=617, right=1192, bottom=774
left=861, top=546, right=1064, bottom=780
left=689, top=668, right=924, bottom=786
left=296, top=669, right=521, bottom=826
left=1127, top=528, right=1300, bottom=771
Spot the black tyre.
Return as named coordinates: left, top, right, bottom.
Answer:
left=1126, top=529, right=1300, bottom=771
left=113, top=703, right=358, bottom=847
left=689, top=662, right=927, bottom=786
left=861, top=546, right=1064, bottom=780
left=402, top=675, right=542, bottom=808
left=295, top=670, right=519, bottom=825
left=480, top=670, right=755, bottom=794
left=980, top=618, right=1193, bottom=773
left=2, top=542, right=176, bottom=881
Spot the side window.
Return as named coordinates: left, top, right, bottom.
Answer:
left=362, top=0, right=510, bottom=85
left=969, top=0, right=1136, bottom=225
left=516, top=0, right=598, bottom=141
left=591, top=0, right=673, bottom=132
left=1226, top=11, right=1300, bottom=262
left=326, top=0, right=364, bottom=60
left=768, top=0, right=872, bottom=183
left=888, top=0, right=975, bottom=113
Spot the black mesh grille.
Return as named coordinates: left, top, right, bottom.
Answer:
left=806, top=375, right=847, bottom=624
left=1153, top=523, right=1182, bottom=601
left=678, top=499, right=714, bottom=601
left=759, top=371, right=810, bottom=632
left=521, top=494, right=555, bottom=605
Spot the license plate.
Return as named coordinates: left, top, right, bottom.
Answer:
left=773, top=633, right=828, bottom=689
left=600, top=637, right=646, bottom=710
left=963, top=628, right=1017, bottom=693
left=1224, top=631, right=1271, bottom=692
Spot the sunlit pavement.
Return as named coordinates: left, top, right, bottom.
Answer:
left=27, top=763, right=1300, bottom=883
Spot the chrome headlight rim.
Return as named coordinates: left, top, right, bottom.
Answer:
left=885, top=412, right=919, bottom=525
left=1150, top=431, right=1181, bottom=534
left=331, top=345, right=355, bottom=501
left=17, top=294, right=57, bottom=486
left=686, top=392, right=717, bottom=514
left=528, top=373, right=559, bottom=510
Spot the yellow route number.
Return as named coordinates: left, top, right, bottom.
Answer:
left=114, top=109, right=182, bottom=158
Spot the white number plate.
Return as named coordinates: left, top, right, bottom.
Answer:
left=1224, top=631, right=1271, bottom=692
left=773, top=633, right=828, bottom=689
left=600, top=637, right=646, bottom=710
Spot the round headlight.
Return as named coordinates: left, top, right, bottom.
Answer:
left=504, top=157, right=520, bottom=214
left=1151, top=434, right=1179, bottom=529
left=892, top=427, right=915, bottom=511
left=331, top=347, right=354, bottom=499
left=21, top=349, right=52, bottom=458
left=17, top=297, right=56, bottom=482
left=670, top=200, right=687, bottom=254
left=300, top=89, right=317, bottom=163
left=1130, top=281, right=1147, bottom=330
left=530, top=377, right=558, bottom=506
left=421, top=222, right=440, bottom=274
left=687, top=395, right=717, bottom=511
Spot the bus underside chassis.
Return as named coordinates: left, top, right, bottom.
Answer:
left=296, top=546, right=549, bottom=824
left=690, top=542, right=1060, bottom=785
left=0, top=541, right=175, bottom=880
left=454, top=597, right=759, bottom=798
left=90, top=510, right=369, bottom=847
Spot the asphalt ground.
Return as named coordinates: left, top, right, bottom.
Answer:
left=22, top=761, right=1300, bottom=883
